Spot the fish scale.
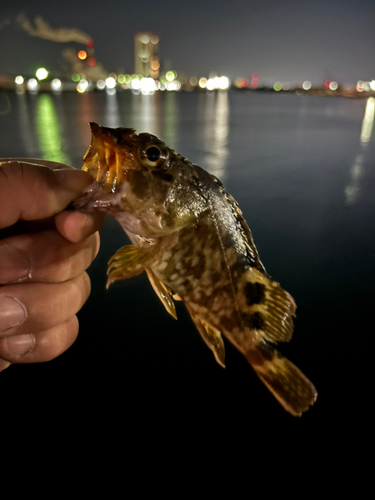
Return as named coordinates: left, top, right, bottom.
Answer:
left=73, top=122, right=317, bottom=416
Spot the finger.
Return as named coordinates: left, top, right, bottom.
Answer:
left=0, top=358, right=11, bottom=372
left=0, top=316, right=79, bottom=364
left=55, top=210, right=105, bottom=243
left=0, top=272, right=91, bottom=337
left=0, top=161, right=94, bottom=229
left=0, top=230, right=100, bottom=284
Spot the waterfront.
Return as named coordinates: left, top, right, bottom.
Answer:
left=1, top=90, right=373, bottom=456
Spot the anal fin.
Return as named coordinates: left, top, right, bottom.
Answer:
left=146, top=268, right=177, bottom=320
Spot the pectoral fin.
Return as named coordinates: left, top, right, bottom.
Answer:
left=106, top=244, right=150, bottom=288
left=186, top=305, right=226, bottom=368
left=106, top=232, right=179, bottom=288
left=146, top=268, right=177, bottom=320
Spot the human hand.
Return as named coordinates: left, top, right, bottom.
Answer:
left=0, top=159, right=105, bottom=372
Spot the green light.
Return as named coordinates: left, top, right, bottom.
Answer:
left=166, top=71, right=175, bottom=82
left=36, top=68, right=48, bottom=80
left=71, top=73, right=80, bottom=82
left=36, top=94, right=69, bottom=164
left=273, top=82, right=282, bottom=91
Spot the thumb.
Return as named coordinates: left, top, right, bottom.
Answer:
left=0, top=161, right=93, bottom=230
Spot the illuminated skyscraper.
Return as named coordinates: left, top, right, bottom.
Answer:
left=134, top=32, right=160, bottom=78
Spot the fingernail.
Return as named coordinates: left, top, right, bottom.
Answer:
left=0, top=296, right=27, bottom=334
left=0, top=245, right=31, bottom=284
left=3, top=334, right=34, bottom=357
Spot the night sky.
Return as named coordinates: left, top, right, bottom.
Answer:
left=1, top=0, right=375, bottom=84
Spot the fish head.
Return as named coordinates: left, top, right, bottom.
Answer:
left=76, top=123, right=207, bottom=237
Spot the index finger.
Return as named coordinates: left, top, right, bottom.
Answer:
left=0, top=158, right=73, bottom=170
left=0, top=161, right=94, bottom=230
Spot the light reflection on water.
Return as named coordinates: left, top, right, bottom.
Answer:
left=345, top=97, right=375, bottom=204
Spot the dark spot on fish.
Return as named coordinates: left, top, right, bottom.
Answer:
left=244, top=282, right=266, bottom=305
left=249, top=311, right=265, bottom=330
left=248, top=340, right=275, bottom=365
left=151, top=170, right=173, bottom=182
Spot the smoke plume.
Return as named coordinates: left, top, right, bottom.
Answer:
left=17, top=14, right=92, bottom=45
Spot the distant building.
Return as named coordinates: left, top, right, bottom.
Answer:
left=134, top=32, right=160, bottom=78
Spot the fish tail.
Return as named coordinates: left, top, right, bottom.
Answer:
left=246, top=341, right=317, bottom=416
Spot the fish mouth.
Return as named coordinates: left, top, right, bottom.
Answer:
left=82, top=122, right=137, bottom=192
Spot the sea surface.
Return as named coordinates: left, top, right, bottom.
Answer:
left=0, top=89, right=373, bottom=462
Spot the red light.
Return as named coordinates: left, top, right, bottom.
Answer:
left=324, top=80, right=331, bottom=88
left=251, top=72, right=260, bottom=81
left=87, top=58, right=97, bottom=67
left=251, top=81, right=259, bottom=88
left=86, top=40, right=94, bottom=47
left=240, top=78, right=249, bottom=88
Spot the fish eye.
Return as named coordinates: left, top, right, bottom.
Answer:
left=139, top=141, right=169, bottom=168
left=146, top=146, right=161, bottom=163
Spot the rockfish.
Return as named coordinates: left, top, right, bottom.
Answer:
left=74, top=123, right=317, bottom=416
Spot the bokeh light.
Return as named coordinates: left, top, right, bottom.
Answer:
left=27, top=78, right=38, bottom=91
left=15, top=76, right=24, bottom=85
left=302, top=80, right=312, bottom=90
left=51, top=78, right=62, bottom=91
left=36, top=68, right=48, bottom=80
left=105, top=77, right=117, bottom=89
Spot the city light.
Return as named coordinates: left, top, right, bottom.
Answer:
left=273, top=82, right=282, bottom=91
left=329, top=81, right=338, bottom=91
left=27, top=78, right=38, bottom=91
left=105, top=77, right=117, bottom=89
left=218, top=76, right=230, bottom=89
left=166, top=71, right=177, bottom=82
left=199, top=77, right=207, bottom=89
left=36, top=68, right=48, bottom=80
left=15, top=76, right=24, bottom=85
left=96, top=80, right=106, bottom=90
left=51, top=78, right=62, bottom=91
left=302, top=80, right=312, bottom=90
left=140, top=77, right=156, bottom=94
left=76, top=79, right=89, bottom=93
left=166, top=80, right=181, bottom=91
left=78, top=50, right=87, bottom=60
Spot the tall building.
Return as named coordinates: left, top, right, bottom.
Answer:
left=134, top=32, right=160, bottom=78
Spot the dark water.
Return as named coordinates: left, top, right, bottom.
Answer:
left=1, top=90, right=373, bottom=466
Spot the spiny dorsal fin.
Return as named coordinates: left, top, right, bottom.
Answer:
left=239, top=268, right=296, bottom=344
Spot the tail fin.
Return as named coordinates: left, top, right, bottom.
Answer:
left=247, top=341, right=317, bottom=416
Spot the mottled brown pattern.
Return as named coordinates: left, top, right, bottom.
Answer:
left=76, top=123, right=317, bottom=416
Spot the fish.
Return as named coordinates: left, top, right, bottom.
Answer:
left=73, top=122, right=317, bottom=416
